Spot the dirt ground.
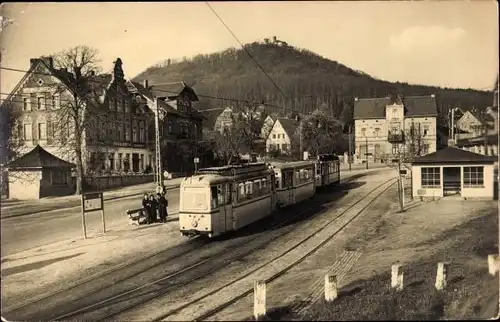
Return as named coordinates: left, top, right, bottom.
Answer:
left=225, top=182, right=498, bottom=321
left=302, top=194, right=498, bottom=320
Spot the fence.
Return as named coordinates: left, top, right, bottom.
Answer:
left=81, top=174, right=154, bottom=191
left=252, top=255, right=499, bottom=320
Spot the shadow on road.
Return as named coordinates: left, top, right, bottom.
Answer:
left=1, top=253, right=84, bottom=276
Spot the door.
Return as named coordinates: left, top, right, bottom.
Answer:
left=224, top=184, right=233, bottom=231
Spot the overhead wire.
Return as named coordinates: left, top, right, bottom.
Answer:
left=204, top=1, right=288, bottom=99
left=0, top=65, right=310, bottom=117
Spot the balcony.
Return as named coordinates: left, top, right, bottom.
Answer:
left=388, top=130, right=405, bottom=143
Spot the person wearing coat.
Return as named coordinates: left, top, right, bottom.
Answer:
left=147, top=194, right=158, bottom=224
left=156, top=193, right=168, bottom=223
left=141, top=193, right=151, bottom=224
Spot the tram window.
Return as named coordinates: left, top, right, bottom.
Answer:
left=245, top=181, right=253, bottom=196
left=217, top=185, right=225, bottom=205
left=211, top=186, right=218, bottom=209
left=262, top=179, right=268, bottom=194
left=253, top=180, right=261, bottom=196
left=238, top=183, right=246, bottom=201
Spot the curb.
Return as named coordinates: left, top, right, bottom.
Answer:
left=1, top=184, right=181, bottom=220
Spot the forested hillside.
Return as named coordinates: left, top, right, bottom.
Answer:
left=134, top=40, right=494, bottom=128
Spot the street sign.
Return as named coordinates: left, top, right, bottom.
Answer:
left=399, top=169, right=408, bottom=176
left=81, top=192, right=106, bottom=239
left=82, top=192, right=103, bottom=212
left=194, top=157, right=200, bottom=164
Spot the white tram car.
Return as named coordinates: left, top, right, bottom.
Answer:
left=314, top=154, right=341, bottom=188
left=179, top=163, right=277, bottom=238
left=269, top=160, right=316, bottom=208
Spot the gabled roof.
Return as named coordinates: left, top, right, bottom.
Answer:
left=5, top=145, right=75, bottom=169
left=150, top=82, right=199, bottom=101
left=412, top=146, right=496, bottom=165
left=354, top=95, right=438, bottom=120
left=276, top=118, right=298, bottom=139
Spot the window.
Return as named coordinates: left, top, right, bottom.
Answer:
left=132, top=125, right=138, bottom=142
left=140, top=154, right=144, bottom=171
left=273, top=134, right=276, bottom=139
left=125, top=123, right=131, bottom=141
left=211, top=186, right=218, bottom=209
left=392, top=144, right=398, bottom=155
left=194, top=124, right=198, bottom=139
left=124, top=100, right=130, bottom=113
left=421, top=167, right=440, bottom=188
left=238, top=183, right=246, bottom=201
left=374, top=128, right=381, bottom=137
left=37, top=96, right=45, bottom=110
left=117, top=153, right=122, bottom=171
left=423, top=125, right=429, bottom=136
left=23, top=97, right=31, bottom=111
left=37, top=123, right=46, bottom=140
left=422, top=144, right=429, bottom=154
left=51, top=95, right=60, bottom=109
left=109, top=153, right=115, bottom=171
left=23, top=124, right=32, bottom=140
left=139, top=122, right=145, bottom=142
left=463, top=166, right=484, bottom=187
left=168, top=120, right=173, bottom=134
left=282, top=143, right=289, bottom=152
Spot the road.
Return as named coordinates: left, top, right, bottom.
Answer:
left=0, top=188, right=180, bottom=257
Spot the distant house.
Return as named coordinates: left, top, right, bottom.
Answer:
left=455, top=109, right=496, bottom=140
left=266, top=118, right=299, bottom=155
left=260, top=113, right=279, bottom=139
left=214, top=106, right=240, bottom=133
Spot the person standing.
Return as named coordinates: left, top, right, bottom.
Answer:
left=141, top=193, right=151, bottom=224
left=147, top=194, right=158, bottom=223
left=157, top=192, right=168, bottom=223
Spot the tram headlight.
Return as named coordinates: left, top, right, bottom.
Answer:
left=192, top=221, right=198, bottom=228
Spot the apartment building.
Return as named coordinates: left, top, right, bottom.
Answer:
left=353, top=94, right=438, bottom=162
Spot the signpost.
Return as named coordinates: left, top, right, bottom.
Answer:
left=81, top=192, right=105, bottom=239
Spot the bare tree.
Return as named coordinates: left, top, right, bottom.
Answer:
left=49, top=45, right=104, bottom=194
left=210, top=125, right=248, bottom=165
left=295, top=106, right=345, bottom=157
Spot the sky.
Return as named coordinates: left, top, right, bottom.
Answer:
left=0, top=1, right=498, bottom=98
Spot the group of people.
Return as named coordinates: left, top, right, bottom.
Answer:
left=139, top=192, right=169, bottom=224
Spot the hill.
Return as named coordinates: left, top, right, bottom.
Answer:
left=133, top=40, right=494, bottom=128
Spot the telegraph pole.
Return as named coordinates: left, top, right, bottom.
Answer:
left=154, top=98, right=164, bottom=193
left=348, top=125, right=352, bottom=171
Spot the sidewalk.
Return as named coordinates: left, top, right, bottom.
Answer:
left=1, top=177, right=185, bottom=219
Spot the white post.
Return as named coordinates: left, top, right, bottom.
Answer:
left=324, top=274, right=338, bottom=302
left=391, top=264, right=404, bottom=291
left=254, top=280, right=266, bottom=320
left=488, top=254, right=499, bottom=275
left=435, top=262, right=449, bottom=290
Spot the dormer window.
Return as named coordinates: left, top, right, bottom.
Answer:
left=37, top=79, right=44, bottom=86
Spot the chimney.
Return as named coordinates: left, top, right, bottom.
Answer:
left=30, top=58, right=39, bottom=67
left=47, top=56, right=54, bottom=69
left=143, top=79, right=149, bottom=89
left=167, top=59, right=171, bottom=66
left=273, top=36, right=277, bottom=43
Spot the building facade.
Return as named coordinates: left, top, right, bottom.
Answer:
left=265, top=118, right=298, bottom=155
left=353, top=95, right=438, bottom=163
left=4, top=56, right=204, bottom=176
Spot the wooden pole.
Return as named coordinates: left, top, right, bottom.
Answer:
left=81, top=195, right=87, bottom=239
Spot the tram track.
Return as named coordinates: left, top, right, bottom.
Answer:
left=49, top=172, right=393, bottom=321
left=4, top=169, right=383, bottom=321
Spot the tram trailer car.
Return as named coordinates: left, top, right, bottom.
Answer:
left=270, top=160, right=317, bottom=208
left=314, top=154, right=341, bottom=189
left=179, top=163, right=277, bottom=238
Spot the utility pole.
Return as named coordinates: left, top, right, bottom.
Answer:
left=365, top=135, right=369, bottom=170
left=348, top=125, right=352, bottom=171
left=154, top=97, right=164, bottom=193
